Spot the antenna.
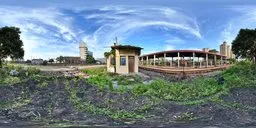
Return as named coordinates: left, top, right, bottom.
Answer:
left=115, top=37, right=118, bottom=45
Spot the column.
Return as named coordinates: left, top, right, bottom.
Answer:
left=170, top=57, right=173, bottom=67
left=198, top=57, right=200, bottom=68
left=146, top=56, right=149, bottom=65
left=164, top=53, right=166, bottom=66
left=214, top=55, right=217, bottom=66
left=153, top=54, right=156, bottom=66
left=206, top=54, right=208, bottom=68
left=177, top=52, right=180, bottom=68
left=193, top=52, right=195, bottom=68
left=221, top=56, right=223, bottom=65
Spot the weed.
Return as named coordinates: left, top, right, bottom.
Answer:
left=174, top=112, right=197, bottom=121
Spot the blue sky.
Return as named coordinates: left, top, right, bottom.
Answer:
left=1, top=0, right=256, bottom=59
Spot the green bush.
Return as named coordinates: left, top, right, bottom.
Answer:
left=83, top=67, right=107, bottom=75
left=132, top=77, right=222, bottom=101
left=27, top=67, right=40, bottom=76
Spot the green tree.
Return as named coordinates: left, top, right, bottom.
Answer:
left=56, top=56, right=64, bottom=63
left=48, top=58, right=54, bottom=64
left=87, top=55, right=96, bottom=64
left=232, top=28, right=256, bottom=64
left=209, top=49, right=219, bottom=53
left=0, top=26, right=24, bottom=68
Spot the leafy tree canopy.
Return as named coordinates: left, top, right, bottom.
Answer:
left=56, top=56, right=64, bottom=63
left=87, top=55, right=96, bottom=64
left=232, top=28, right=256, bottom=63
left=209, top=49, right=219, bottom=53
left=0, top=26, right=24, bottom=67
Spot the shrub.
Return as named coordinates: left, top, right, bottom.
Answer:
left=27, top=67, right=40, bottom=76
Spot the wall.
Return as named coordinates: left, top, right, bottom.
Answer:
left=115, top=49, right=139, bottom=74
left=106, top=55, right=115, bottom=73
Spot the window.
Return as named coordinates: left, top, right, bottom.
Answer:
left=120, top=56, right=126, bottom=66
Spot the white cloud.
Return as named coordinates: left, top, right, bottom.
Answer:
left=82, top=6, right=202, bottom=58
left=220, top=6, right=256, bottom=45
left=0, top=6, right=203, bottom=59
left=0, top=6, right=80, bottom=60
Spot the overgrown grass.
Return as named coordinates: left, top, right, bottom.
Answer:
left=0, top=64, right=41, bottom=85
left=132, top=61, right=256, bottom=103
left=132, top=77, right=224, bottom=101
left=64, top=80, right=144, bottom=119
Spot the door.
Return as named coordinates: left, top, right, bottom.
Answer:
left=128, top=56, right=135, bottom=73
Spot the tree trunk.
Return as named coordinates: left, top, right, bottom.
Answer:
left=254, top=56, right=256, bottom=64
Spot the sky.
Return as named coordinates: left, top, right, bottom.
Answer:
left=1, top=0, right=256, bottom=60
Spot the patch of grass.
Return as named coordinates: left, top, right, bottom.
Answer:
left=132, top=77, right=223, bottom=101
left=82, top=67, right=107, bottom=75
left=64, top=80, right=144, bottom=119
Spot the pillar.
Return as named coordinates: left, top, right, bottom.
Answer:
left=214, top=55, right=217, bottom=66
left=206, top=54, right=208, bottom=68
left=153, top=54, right=156, bottom=66
left=164, top=53, right=166, bottom=66
left=177, top=52, right=180, bottom=68
left=193, top=52, right=195, bottom=68
left=170, top=57, right=173, bottom=67
left=146, top=56, right=149, bottom=65
left=221, top=56, right=223, bottom=65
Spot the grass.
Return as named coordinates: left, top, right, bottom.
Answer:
left=0, top=64, right=41, bottom=85
left=64, top=80, right=145, bottom=119
left=81, top=62, right=256, bottom=106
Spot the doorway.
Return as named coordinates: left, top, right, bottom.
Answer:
left=128, top=56, right=135, bottom=73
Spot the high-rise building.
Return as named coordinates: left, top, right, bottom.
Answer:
left=220, top=41, right=235, bottom=59
left=79, top=41, right=88, bottom=61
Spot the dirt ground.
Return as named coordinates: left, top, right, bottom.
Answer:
left=0, top=74, right=256, bottom=128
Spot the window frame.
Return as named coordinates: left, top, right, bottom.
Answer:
left=120, top=56, right=126, bottom=66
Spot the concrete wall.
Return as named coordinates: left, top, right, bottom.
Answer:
left=115, top=49, right=139, bottom=74
left=106, top=55, right=115, bottom=73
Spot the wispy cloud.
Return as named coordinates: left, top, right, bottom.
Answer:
left=0, top=6, right=202, bottom=59
left=220, top=6, right=256, bottom=44
left=82, top=6, right=202, bottom=57
left=0, top=6, right=80, bottom=59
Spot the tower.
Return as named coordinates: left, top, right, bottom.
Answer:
left=79, top=41, right=88, bottom=61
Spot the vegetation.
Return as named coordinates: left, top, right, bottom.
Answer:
left=0, top=26, right=24, bottom=68
left=86, top=55, right=96, bottom=64
left=232, top=28, right=256, bottom=64
left=48, top=59, right=54, bottom=64
left=56, top=56, right=64, bottom=63
left=0, top=64, right=40, bottom=85
left=209, top=49, right=219, bottom=53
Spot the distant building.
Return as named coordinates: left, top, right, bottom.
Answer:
left=79, top=41, right=88, bottom=60
left=220, top=41, right=235, bottom=59
left=88, top=51, right=93, bottom=56
left=202, top=48, right=209, bottom=52
left=96, top=58, right=106, bottom=64
left=31, top=59, right=43, bottom=65
left=106, top=44, right=143, bottom=74
left=63, top=56, right=81, bottom=64
left=62, top=41, right=93, bottom=64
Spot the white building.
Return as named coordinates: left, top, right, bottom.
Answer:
left=79, top=41, right=88, bottom=61
left=31, top=59, right=43, bottom=65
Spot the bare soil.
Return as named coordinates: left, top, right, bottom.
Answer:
left=0, top=77, right=256, bottom=127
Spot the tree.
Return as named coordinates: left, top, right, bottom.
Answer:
left=0, top=26, right=24, bottom=68
left=26, top=60, right=31, bottom=63
left=56, top=56, right=64, bottom=63
left=209, top=49, right=219, bottom=53
left=86, top=55, right=96, bottom=64
left=48, top=59, right=54, bottom=64
left=232, top=28, right=256, bottom=64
